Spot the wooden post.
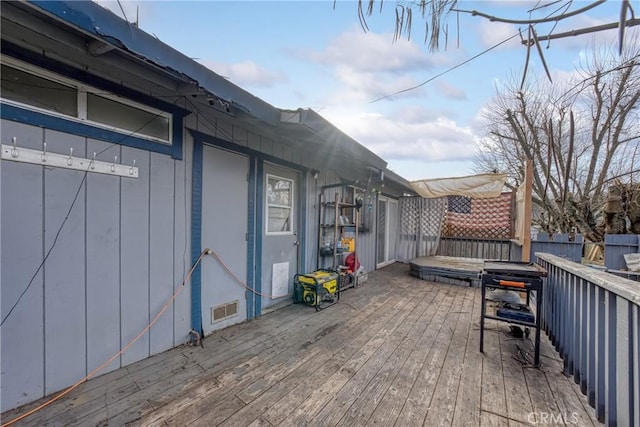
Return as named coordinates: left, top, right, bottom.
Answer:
left=522, top=158, right=533, bottom=262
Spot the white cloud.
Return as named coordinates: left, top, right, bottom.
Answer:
left=476, top=21, right=521, bottom=49
left=300, top=27, right=454, bottom=105
left=436, top=81, right=467, bottom=100
left=389, top=105, right=449, bottom=124
left=307, top=27, right=452, bottom=73
left=201, top=61, right=287, bottom=88
left=325, top=66, right=427, bottom=104
left=323, top=108, right=480, bottom=163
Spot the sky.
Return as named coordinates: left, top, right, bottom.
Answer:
left=94, top=0, right=629, bottom=181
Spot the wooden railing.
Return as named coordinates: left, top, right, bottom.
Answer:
left=537, top=253, right=640, bottom=426
left=437, top=237, right=511, bottom=260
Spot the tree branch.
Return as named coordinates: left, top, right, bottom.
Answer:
left=452, top=0, right=605, bottom=25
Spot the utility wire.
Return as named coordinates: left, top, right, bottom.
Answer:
left=370, top=1, right=633, bottom=104
left=370, top=31, right=521, bottom=103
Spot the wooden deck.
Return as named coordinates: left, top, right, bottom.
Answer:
left=3, top=263, right=600, bottom=427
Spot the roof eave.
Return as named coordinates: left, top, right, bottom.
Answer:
left=26, top=0, right=281, bottom=127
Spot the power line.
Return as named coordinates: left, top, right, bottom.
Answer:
left=370, top=31, right=521, bottom=103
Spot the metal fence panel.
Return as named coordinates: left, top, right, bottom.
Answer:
left=604, top=234, right=640, bottom=271
left=537, top=253, right=640, bottom=426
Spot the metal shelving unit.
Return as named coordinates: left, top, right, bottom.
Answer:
left=317, top=186, right=361, bottom=290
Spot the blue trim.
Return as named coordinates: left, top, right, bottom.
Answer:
left=187, top=130, right=312, bottom=319
left=246, top=156, right=257, bottom=320
left=190, top=139, right=204, bottom=336
left=171, top=116, right=184, bottom=160
left=2, top=42, right=185, bottom=160
left=299, top=171, right=308, bottom=273
left=1, top=104, right=183, bottom=160
left=188, top=130, right=308, bottom=173
left=255, top=160, right=264, bottom=317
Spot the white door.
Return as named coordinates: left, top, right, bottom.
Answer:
left=261, top=162, right=300, bottom=310
left=201, top=146, right=248, bottom=334
left=377, top=197, right=398, bottom=268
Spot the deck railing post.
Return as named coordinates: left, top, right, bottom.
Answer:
left=587, top=283, right=596, bottom=407
left=577, top=279, right=587, bottom=390
left=595, top=287, right=606, bottom=422
left=615, top=296, right=632, bottom=426
left=605, top=292, right=617, bottom=425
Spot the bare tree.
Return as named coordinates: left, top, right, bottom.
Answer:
left=474, top=35, right=640, bottom=241
left=350, top=0, right=637, bottom=54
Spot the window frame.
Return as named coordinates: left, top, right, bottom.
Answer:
left=265, top=173, right=295, bottom=236
left=1, top=55, right=173, bottom=146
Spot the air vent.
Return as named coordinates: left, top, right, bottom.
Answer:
left=211, top=301, right=239, bottom=323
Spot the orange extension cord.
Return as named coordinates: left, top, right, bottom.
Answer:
left=2, top=249, right=211, bottom=426
left=2, top=246, right=272, bottom=426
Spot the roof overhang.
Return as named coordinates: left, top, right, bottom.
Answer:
left=277, top=108, right=387, bottom=173
left=24, top=0, right=281, bottom=127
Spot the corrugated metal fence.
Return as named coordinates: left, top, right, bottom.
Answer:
left=537, top=253, right=640, bottom=426
left=532, top=233, right=584, bottom=263
left=604, top=234, right=640, bottom=280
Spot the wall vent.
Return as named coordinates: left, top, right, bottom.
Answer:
left=211, top=301, right=239, bottom=324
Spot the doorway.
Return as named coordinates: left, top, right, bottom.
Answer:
left=377, top=197, right=398, bottom=268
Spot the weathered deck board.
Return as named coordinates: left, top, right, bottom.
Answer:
left=365, top=288, right=455, bottom=426
left=335, top=288, right=445, bottom=426
left=452, top=288, right=483, bottom=427
left=146, top=292, right=399, bottom=425
left=499, top=326, right=534, bottom=425
left=279, top=294, right=425, bottom=426
left=394, top=287, right=466, bottom=426
left=259, top=292, right=416, bottom=426
left=423, top=290, right=475, bottom=426
left=2, top=263, right=602, bottom=427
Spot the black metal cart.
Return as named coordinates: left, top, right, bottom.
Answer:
left=479, top=260, right=547, bottom=366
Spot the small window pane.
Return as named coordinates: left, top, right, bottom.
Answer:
left=268, top=207, right=291, bottom=233
left=267, top=177, right=291, bottom=206
left=1, top=64, right=77, bottom=116
left=87, top=93, right=170, bottom=142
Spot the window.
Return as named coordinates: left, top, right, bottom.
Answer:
left=266, top=174, right=294, bottom=234
left=1, top=64, right=77, bottom=116
left=0, top=57, right=172, bottom=145
left=87, top=93, right=170, bottom=141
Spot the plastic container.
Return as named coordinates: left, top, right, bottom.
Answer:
left=342, top=238, right=355, bottom=252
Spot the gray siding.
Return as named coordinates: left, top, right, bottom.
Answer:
left=86, top=139, right=121, bottom=374
left=1, top=121, right=45, bottom=408
left=43, top=129, right=87, bottom=394
left=0, top=120, right=192, bottom=411
left=149, top=152, right=177, bottom=354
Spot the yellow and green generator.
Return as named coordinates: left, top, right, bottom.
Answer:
left=294, top=270, right=339, bottom=310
